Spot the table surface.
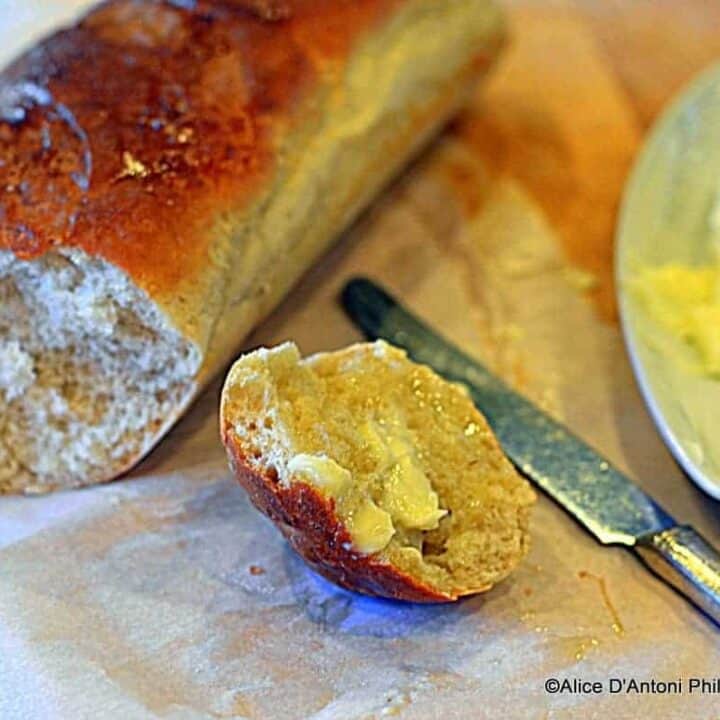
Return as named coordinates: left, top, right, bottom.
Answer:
left=2, top=2, right=720, bottom=719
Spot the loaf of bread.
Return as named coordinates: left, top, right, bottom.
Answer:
left=0, top=0, right=504, bottom=494
left=221, top=341, right=535, bottom=602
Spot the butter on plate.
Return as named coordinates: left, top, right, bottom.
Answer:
left=632, top=263, right=720, bottom=377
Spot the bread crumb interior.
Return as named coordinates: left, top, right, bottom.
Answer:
left=0, top=249, right=200, bottom=493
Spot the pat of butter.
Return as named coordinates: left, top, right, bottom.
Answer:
left=358, top=420, right=392, bottom=465
left=361, top=419, right=446, bottom=532
left=634, top=264, right=720, bottom=375
left=690, top=305, right=720, bottom=374
left=287, top=454, right=351, bottom=496
left=346, top=500, right=395, bottom=554
left=382, top=435, right=446, bottom=531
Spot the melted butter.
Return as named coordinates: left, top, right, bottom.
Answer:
left=633, top=264, right=720, bottom=376
left=288, top=415, right=445, bottom=555
left=358, top=421, right=392, bottom=465
left=346, top=501, right=395, bottom=554
left=382, top=435, right=446, bottom=530
left=360, top=417, right=446, bottom=533
left=287, top=454, right=351, bottom=496
left=578, top=570, right=625, bottom=637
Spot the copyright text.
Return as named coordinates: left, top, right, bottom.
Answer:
left=544, top=677, right=720, bottom=696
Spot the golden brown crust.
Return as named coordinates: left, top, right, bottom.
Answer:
left=0, top=0, right=401, bottom=293
left=221, top=418, right=455, bottom=602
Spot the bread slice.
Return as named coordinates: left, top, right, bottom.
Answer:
left=0, top=0, right=504, bottom=493
left=220, top=341, right=535, bottom=602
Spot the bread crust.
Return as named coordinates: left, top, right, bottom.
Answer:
left=222, top=420, right=457, bottom=602
left=0, top=0, right=401, bottom=290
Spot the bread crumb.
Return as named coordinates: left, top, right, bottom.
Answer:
left=0, top=340, right=35, bottom=401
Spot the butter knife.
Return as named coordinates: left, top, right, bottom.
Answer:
left=342, top=277, right=720, bottom=626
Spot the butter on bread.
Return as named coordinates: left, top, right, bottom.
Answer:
left=220, top=341, right=535, bottom=602
left=0, top=0, right=504, bottom=493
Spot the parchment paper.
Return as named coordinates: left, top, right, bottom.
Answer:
left=2, top=3, right=720, bottom=719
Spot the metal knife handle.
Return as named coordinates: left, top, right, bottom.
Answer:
left=635, top=525, right=720, bottom=625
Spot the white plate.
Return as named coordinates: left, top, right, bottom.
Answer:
left=617, top=62, right=720, bottom=499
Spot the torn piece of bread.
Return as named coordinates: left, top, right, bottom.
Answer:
left=0, top=0, right=505, bottom=494
left=220, top=341, right=535, bottom=602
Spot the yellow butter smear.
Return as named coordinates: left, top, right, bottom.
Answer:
left=632, top=263, right=720, bottom=376
left=287, top=418, right=446, bottom=554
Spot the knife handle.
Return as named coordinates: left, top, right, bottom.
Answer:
left=635, top=525, right=720, bottom=625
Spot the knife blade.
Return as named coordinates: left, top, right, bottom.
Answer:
left=342, top=277, right=720, bottom=625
